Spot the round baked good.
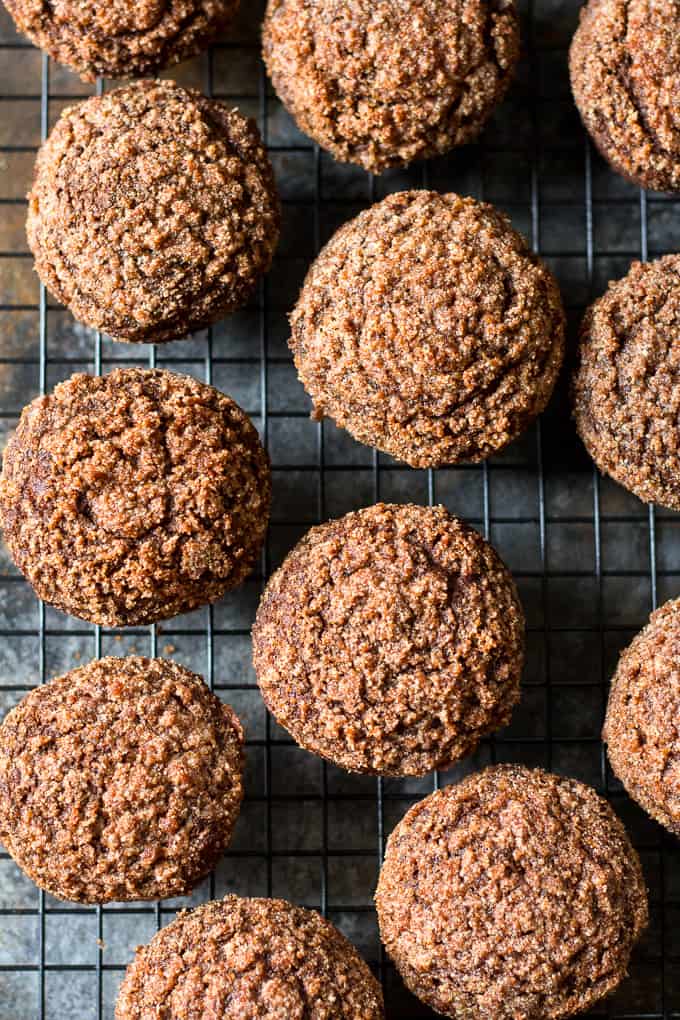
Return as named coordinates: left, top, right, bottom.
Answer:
left=0, top=657, right=244, bottom=904
left=604, top=596, right=680, bottom=835
left=289, top=191, right=565, bottom=468
left=573, top=255, right=680, bottom=509
left=263, top=0, right=520, bottom=174
left=570, top=0, right=680, bottom=192
left=376, top=764, right=648, bottom=1020
left=115, top=895, right=384, bottom=1018
left=0, top=368, right=270, bottom=627
left=4, top=0, right=239, bottom=82
left=252, top=503, right=524, bottom=776
left=27, top=80, right=280, bottom=344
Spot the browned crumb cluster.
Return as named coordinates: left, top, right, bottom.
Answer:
left=115, top=895, right=385, bottom=1018
left=3, top=0, right=239, bottom=82
left=263, top=0, right=520, bottom=174
left=252, top=503, right=525, bottom=777
left=376, top=764, right=648, bottom=1020
left=570, top=0, right=680, bottom=192
left=573, top=255, right=680, bottom=510
left=27, top=80, right=280, bottom=344
left=290, top=191, right=565, bottom=468
left=0, top=368, right=270, bottom=627
left=604, top=597, right=680, bottom=836
left=0, top=657, right=244, bottom=904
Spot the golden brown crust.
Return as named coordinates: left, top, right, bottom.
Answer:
left=27, top=80, right=280, bottom=345
left=604, top=596, right=680, bottom=836
left=290, top=191, right=565, bottom=468
left=263, top=0, right=520, bottom=174
left=0, top=657, right=244, bottom=904
left=4, top=0, right=239, bottom=81
left=0, top=368, right=271, bottom=627
left=376, top=765, right=648, bottom=1020
left=572, top=255, right=680, bottom=510
left=252, top=503, right=525, bottom=777
left=569, top=0, right=680, bottom=193
left=115, top=896, right=385, bottom=1019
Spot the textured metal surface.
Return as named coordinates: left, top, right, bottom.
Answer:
left=0, top=0, right=679, bottom=1016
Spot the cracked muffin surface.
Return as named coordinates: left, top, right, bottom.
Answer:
left=27, top=80, right=280, bottom=344
left=376, top=764, right=648, bottom=1020
left=0, top=367, right=270, bottom=626
left=573, top=255, right=680, bottom=510
left=0, top=657, right=244, bottom=904
left=570, top=0, right=680, bottom=192
left=3, top=0, right=239, bottom=81
left=604, top=596, right=680, bottom=836
left=252, top=503, right=524, bottom=777
left=115, top=895, right=384, bottom=1019
left=290, top=191, right=565, bottom=468
left=263, top=0, right=519, bottom=173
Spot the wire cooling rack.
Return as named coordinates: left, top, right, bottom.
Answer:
left=0, top=0, right=679, bottom=1016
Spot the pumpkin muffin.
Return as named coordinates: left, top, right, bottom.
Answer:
left=116, top=896, right=384, bottom=1018
left=376, top=765, right=648, bottom=1020
left=290, top=191, right=565, bottom=468
left=570, top=0, right=680, bottom=192
left=573, top=255, right=680, bottom=510
left=0, top=368, right=270, bottom=626
left=0, top=657, right=244, bottom=903
left=604, top=596, right=680, bottom=836
left=252, top=503, right=525, bottom=776
left=263, top=0, right=520, bottom=173
left=27, top=80, right=279, bottom=344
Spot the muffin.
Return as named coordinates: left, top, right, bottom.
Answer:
left=115, top=895, right=384, bottom=1018
left=376, top=765, right=648, bottom=1020
left=570, top=0, right=680, bottom=192
left=252, top=503, right=525, bottom=776
left=263, top=0, right=520, bottom=174
left=290, top=191, right=565, bottom=468
left=0, top=368, right=270, bottom=626
left=27, top=80, right=280, bottom=344
left=0, top=657, right=244, bottom=904
left=3, top=0, right=239, bottom=82
left=604, top=596, right=680, bottom=836
left=573, top=255, right=680, bottom=510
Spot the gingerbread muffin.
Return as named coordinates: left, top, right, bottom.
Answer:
left=4, top=0, right=239, bottom=82
left=573, top=255, right=680, bottom=510
left=604, top=597, right=680, bottom=836
left=0, top=657, right=244, bottom=904
left=115, top=896, right=384, bottom=1019
left=376, top=765, right=648, bottom=1020
left=263, top=0, right=520, bottom=174
left=27, top=80, right=279, bottom=344
left=290, top=191, right=565, bottom=468
left=570, top=0, right=680, bottom=192
left=0, top=368, right=270, bottom=626
left=252, top=503, right=524, bottom=777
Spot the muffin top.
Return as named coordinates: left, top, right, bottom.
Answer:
left=0, top=657, right=244, bottom=903
left=604, top=596, right=680, bottom=836
left=376, top=764, right=648, bottom=1020
left=3, top=0, right=239, bottom=82
left=570, top=0, right=680, bottom=192
left=263, top=0, right=519, bottom=173
left=253, top=503, right=524, bottom=776
left=27, top=80, right=279, bottom=344
left=573, top=254, right=680, bottom=510
left=290, top=191, right=565, bottom=468
left=0, top=368, right=270, bottom=626
left=115, top=896, right=384, bottom=1019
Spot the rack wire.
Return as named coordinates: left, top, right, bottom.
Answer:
left=0, top=0, right=679, bottom=1016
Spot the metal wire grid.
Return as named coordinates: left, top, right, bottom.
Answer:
left=0, top=1, right=679, bottom=1017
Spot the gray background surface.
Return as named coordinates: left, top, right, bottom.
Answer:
left=0, top=0, right=679, bottom=1015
